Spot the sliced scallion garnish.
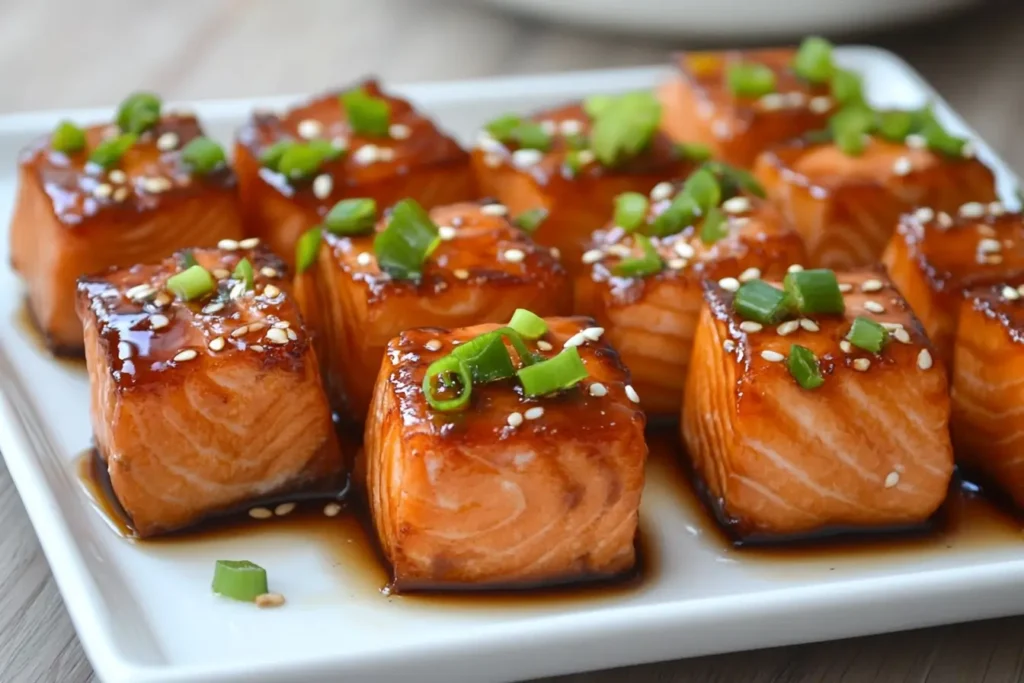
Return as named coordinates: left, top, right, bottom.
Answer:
left=508, top=309, right=548, bottom=340
left=373, top=198, right=440, bottom=280
left=510, top=122, right=552, bottom=151
left=582, top=94, right=613, bottom=120
left=650, top=192, right=699, bottom=237
left=612, top=234, right=663, bottom=278
left=783, top=269, right=845, bottom=315
left=340, top=87, right=391, bottom=137
left=307, top=138, right=346, bottom=162
left=233, top=258, right=254, bottom=291
left=588, top=91, right=662, bottom=167
left=830, top=68, right=864, bottom=107
left=422, top=355, right=473, bottom=412
left=876, top=110, right=914, bottom=142
left=564, top=132, right=589, bottom=150
left=181, top=136, right=227, bottom=175
left=212, top=560, right=268, bottom=602
left=450, top=331, right=517, bottom=383
left=674, top=142, right=712, bottom=162
left=517, top=347, right=588, bottom=397
left=846, top=316, right=888, bottom=353
left=699, top=207, right=728, bottom=245
left=179, top=249, right=197, bottom=269
left=278, top=144, right=323, bottom=179
left=259, top=141, right=293, bottom=171
left=915, top=106, right=969, bottom=157
left=733, top=280, right=790, bottom=324
left=830, top=105, right=875, bottom=156
left=727, top=63, right=777, bottom=98
left=116, top=92, right=161, bottom=135
left=513, top=208, right=548, bottom=233
left=295, top=226, right=322, bottom=274
left=682, top=168, right=721, bottom=213
left=88, top=133, right=137, bottom=169
left=613, top=192, right=649, bottom=231
left=703, top=161, right=766, bottom=199
left=484, top=114, right=522, bottom=142
left=166, top=265, right=216, bottom=301
left=325, top=198, right=377, bottom=235
left=51, top=121, right=86, bottom=154
left=788, top=344, right=825, bottom=390
left=793, top=36, right=834, bottom=84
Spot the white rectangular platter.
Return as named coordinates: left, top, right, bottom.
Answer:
left=1, top=47, right=1023, bottom=683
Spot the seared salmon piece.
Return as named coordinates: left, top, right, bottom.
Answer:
left=235, top=80, right=475, bottom=269
left=10, top=99, right=243, bottom=355
left=882, top=204, right=1024, bottom=367
left=364, top=316, right=647, bottom=590
left=657, top=47, right=836, bottom=168
left=470, top=96, right=698, bottom=273
left=951, top=283, right=1024, bottom=507
left=682, top=269, right=953, bottom=540
left=76, top=244, right=342, bottom=537
left=755, top=136, right=997, bottom=269
left=574, top=176, right=806, bottom=418
left=293, top=200, right=570, bottom=421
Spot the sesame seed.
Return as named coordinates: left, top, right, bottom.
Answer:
left=589, top=382, right=608, bottom=397
left=559, top=119, right=583, bottom=136
left=247, top=322, right=265, bottom=334
left=356, top=252, right=373, bottom=267
left=202, top=302, right=224, bottom=315
left=960, top=201, right=987, bottom=218
left=550, top=247, right=561, bottom=259
left=809, top=96, right=832, bottom=114
left=524, top=407, right=545, bottom=420
left=507, top=412, right=524, bottom=427
left=759, top=93, right=785, bottom=111
left=266, top=328, right=289, bottom=345
left=722, top=196, right=752, bottom=214
left=892, top=157, right=913, bottom=176
left=353, top=144, right=379, bottom=165
left=209, top=336, right=226, bottom=351
left=989, top=201, right=1006, bottom=216
left=625, top=385, right=640, bottom=403
left=608, top=244, right=632, bottom=258
left=787, top=264, right=804, bottom=273
left=260, top=267, right=279, bottom=278
left=852, top=358, right=871, bottom=372
left=324, top=503, right=342, bottom=517
left=248, top=507, right=273, bottom=520
left=213, top=268, right=231, bottom=280
left=108, top=169, right=127, bottom=184
left=113, top=186, right=130, bottom=202
left=718, top=277, right=740, bottom=292
left=312, top=174, right=333, bottom=200
left=438, top=225, right=457, bottom=241
left=783, top=92, right=806, bottom=107
left=141, top=176, right=173, bottom=194
left=127, top=284, right=156, bottom=301
left=905, top=134, right=927, bottom=149
left=760, top=350, right=785, bottom=363
left=861, top=279, right=884, bottom=293
left=117, top=342, right=133, bottom=360
left=255, top=593, right=286, bottom=609
left=673, top=242, right=696, bottom=259
left=388, top=123, right=411, bottom=140
left=884, top=471, right=900, bottom=489
left=937, top=212, right=954, bottom=229
left=723, top=340, right=737, bottom=352
left=978, top=238, right=1002, bottom=254
left=481, top=203, right=508, bottom=216
left=150, top=314, right=170, bottom=330
left=453, top=269, right=470, bottom=280
left=250, top=345, right=265, bottom=352
left=650, top=182, right=674, bottom=202
left=239, top=237, right=260, bottom=249
left=838, top=283, right=853, bottom=293
left=539, top=119, right=557, bottom=135
left=712, top=120, right=730, bottom=139
left=503, top=248, right=526, bottom=263
left=512, top=148, right=543, bottom=169
left=263, top=284, right=281, bottom=298
left=738, top=267, right=761, bottom=283
left=173, top=349, right=197, bottom=363
left=917, top=349, right=933, bottom=370
left=231, top=325, right=250, bottom=338
left=581, top=326, right=604, bottom=342
left=914, top=207, right=935, bottom=223
left=961, top=141, right=977, bottom=158
left=739, top=321, right=763, bottom=333
left=379, top=147, right=396, bottom=161
left=840, top=340, right=853, bottom=353
left=483, top=153, right=502, bottom=168
left=1003, top=286, right=1021, bottom=301
left=563, top=333, right=585, bottom=348
left=864, top=301, right=885, bottom=314
left=93, top=183, right=113, bottom=199
left=218, top=239, right=239, bottom=251
left=297, top=119, right=323, bottom=139
left=274, top=502, right=296, bottom=516
left=893, top=328, right=911, bottom=344
left=424, top=339, right=442, bottom=352
left=229, top=282, right=246, bottom=300
left=776, top=320, right=800, bottom=336
left=286, top=328, right=298, bottom=341
left=156, top=132, right=179, bottom=151
left=582, top=249, right=604, bottom=264
left=668, top=258, right=687, bottom=270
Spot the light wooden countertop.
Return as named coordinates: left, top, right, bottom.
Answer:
left=2, top=1, right=1023, bottom=681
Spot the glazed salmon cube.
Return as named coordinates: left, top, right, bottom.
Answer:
left=235, top=80, right=475, bottom=269
left=882, top=204, right=1024, bottom=366
left=470, top=99, right=697, bottom=272
left=77, top=243, right=342, bottom=537
left=657, top=48, right=835, bottom=168
left=754, top=137, right=997, bottom=269
left=364, top=317, right=647, bottom=590
left=11, top=108, right=244, bottom=355
left=682, top=270, right=953, bottom=540
left=293, top=200, right=570, bottom=421
left=573, top=180, right=806, bottom=418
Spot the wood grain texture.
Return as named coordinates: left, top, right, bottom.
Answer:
left=1, top=1, right=1023, bottom=681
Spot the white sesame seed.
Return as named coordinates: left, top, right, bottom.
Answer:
left=861, top=279, right=884, bottom=293
left=503, top=248, right=526, bottom=263
left=905, top=134, right=927, bottom=149
left=937, top=212, right=954, bottom=229
left=260, top=267, right=279, bottom=278
left=150, top=314, right=170, bottom=330
left=851, top=357, right=872, bottom=372
left=550, top=247, right=561, bottom=260
left=156, top=132, right=179, bottom=151
left=625, top=385, right=640, bottom=403
left=173, top=349, right=198, bottom=363
left=524, top=407, right=545, bottom=420
left=1003, top=286, right=1021, bottom=301
left=536, top=340, right=553, bottom=352
left=424, top=339, right=442, bottom=352
left=266, top=328, right=289, bottom=345
left=960, top=201, right=987, bottom=218
left=202, top=302, right=224, bottom=315
left=239, top=237, right=260, bottom=249
left=864, top=301, right=885, bottom=314
left=229, top=282, right=246, bottom=300
left=255, top=592, right=286, bottom=609
left=722, top=196, right=752, bottom=214
left=978, top=238, right=1003, bottom=254
left=312, top=174, right=333, bottom=200
left=838, top=283, right=853, bottom=293
left=712, top=120, right=730, bottom=139
left=507, top=412, right=524, bottom=427
left=231, top=325, right=249, bottom=338
left=776, top=320, right=800, bottom=336
left=512, top=148, right=544, bottom=169
left=263, top=284, right=281, bottom=298
left=275, top=322, right=293, bottom=331
left=673, top=242, right=696, bottom=259
left=797, top=319, right=818, bottom=333
left=141, top=176, right=173, bottom=194
left=892, top=157, right=913, bottom=177
left=297, top=119, right=323, bottom=139
left=323, top=502, right=342, bottom=517
left=218, top=239, right=239, bottom=251
left=581, top=326, right=604, bottom=342
left=650, top=182, right=674, bottom=202
left=353, top=144, right=380, bottom=165
left=739, top=321, right=763, bottom=333
left=481, top=203, right=508, bottom=216
left=127, top=284, right=156, bottom=301
left=893, top=328, right=911, bottom=344
left=274, top=502, right=296, bottom=516
left=581, top=249, right=604, bottom=265
left=438, top=225, right=457, bottom=241
left=153, top=292, right=173, bottom=306
left=738, top=267, right=761, bottom=283
left=356, top=252, right=374, bottom=267
left=539, top=119, right=557, bottom=135
left=1017, top=284, right=1024, bottom=296
left=884, top=471, right=900, bottom=489
left=108, top=169, right=127, bottom=184
left=209, top=336, right=226, bottom=351
left=248, top=507, right=273, bottom=520
left=723, top=340, right=737, bottom=352
left=589, top=382, right=608, bottom=397
left=453, top=269, right=470, bottom=280
left=247, top=322, right=265, bottom=334
left=93, top=183, right=113, bottom=199
left=213, top=268, right=231, bottom=280
left=608, top=244, right=632, bottom=258
left=668, top=258, right=687, bottom=270
left=718, top=277, right=740, bottom=292
left=914, top=207, right=935, bottom=223
left=977, top=224, right=998, bottom=238
left=787, top=264, right=804, bottom=274
left=117, top=342, right=133, bottom=360
left=809, top=96, right=833, bottom=114
left=989, top=201, right=1006, bottom=217
left=840, top=340, right=853, bottom=353
left=759, top=93, right=785, bottom=111
left=388, top=123, right=412, bottom=140
left=483, top=153, right=502, bottom=168
left=783, top=92, right=807, bottom=108
left=760, top=350, right=785, bottom=363
left=286, top=328, right=298, bottom=341
left=113, top=186, right=130, bottom=202
left=250, top=345, right=265, bottom=352
left=559, top=119, right=583, bottom=136
left=917, top=349, right=933, bottom=370
left=563, top=333, right=585, bottom=348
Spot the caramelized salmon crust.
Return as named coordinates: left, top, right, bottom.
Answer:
left=76, top=244, right=343, bottom=537
left=754, top=137, right=997, bottom=270
left=469, top=101, right=696, bottom=273
left=573, top=185, right=806, bottom=418
left=883, top=205, right=1024, bottom=367
left=682, top=270, right=954, bottom=541
left=235, top=79, right=476, bottom=269
left=10, top=114, right=244, bottom=356
left=293, top=200, right=571, bottom=422
left=951, top=284, right=1024, bottom=508
left=657, top=49, right=835, bottom=168
left=363, top=317, right=647, bottom=591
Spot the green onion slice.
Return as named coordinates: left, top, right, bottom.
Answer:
left=179, top=249, right=197, bottom=269
left=582, top=94, right=613, bottom=120
left=212, top=560, right=268, bottom=602
left=295, top=226, right=322, bottom=274
left=612, top=234, right=663, bottom=278
left=259, top=141, right=293, bottom=171
left=915, top=105, right=970, bottom=157
left=682, top=168, right=722, bottom=213
left=307, top=138, right=346, bottom=162
left=613, top=192, right=650, bottom=231
left=734, top=279, right=790, bottom=324
left=703, top=161, right=766, bottom=199
left=422, top=355, right=473, bottom=412
left=513, top=207, right=548, bottom=233
left=876, top=110, right=914, bottom=142
left=340, top=87, right=390, bottom=137
left=450, top=331, right=517, bottom=383
left=484, top=114, right=522, bottom=142
left=325, top=198, right=377, bottom=235
left=674, top=142, right=712, bottom=162
left=727, top=63, right=777, bottom=98
left=830, top=105, right=875, bottom=156
left=651, top=192, right=699, bottom=237
left=699, top=207, right=728, bottom=245
left=846, top=316, right=888, bottom=353
left=181, top=136, right=226, bottom=175
left=564, top=132, right=589, bottom=150
left=784, top=269, right=845, bottom=315
left=517, top=347, right=588, bottom=397
left=278, top=144, right=323, bottom=179
left=793, top=36, right=834, bottom=84
left=831, top=68, right=864, bottom=107
left=788, top=344, right=825, bottom=390
left=508, top=309, right=548, bottom=340
left=88, top=133, right=137, bottom=169
left=588, top=91, right=662, bottom=167
left=51, top=121, right=86, bottom=154
left=511, top=122, right=552, bottom=151
left=373, top=198, right=440, bottom=279
left=166, top=265, right=216, bottom=302
left=116, top=92, right=162, bottom=135
left=233, top=258, right=254, bottom=291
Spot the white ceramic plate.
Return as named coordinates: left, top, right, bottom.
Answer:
left=1, top=47, right=1023, bottom=683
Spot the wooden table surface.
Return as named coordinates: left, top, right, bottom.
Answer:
left=2, top=1, right=1024, bottom=681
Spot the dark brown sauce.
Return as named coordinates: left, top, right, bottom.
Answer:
left=13, top=301, right=87, bottom=370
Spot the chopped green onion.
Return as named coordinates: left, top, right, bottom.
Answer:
left=180, top=136, right=226, bottom=175
left=727, top=63, right=777, bottom=98
left=233, top=258, right=254, bottom=291
left=674, top=142, right=712, bottom=162
left=259, top=141, right=293, bottom=170
left=582, top=94, right=613, bottom=119
left=517, top=347, right=588, bottom=397
left=373, top=198, right=440, bottom=280
left=734, top=280, right=790, bottom=324
left=484, top=114, right=522, bottom=142
left=166, top=265, right=216, bottom=301
left=651, top=192, right=699, bottom=237
left=612, top=234, right=663, bottom=278
left=307, top=138, right=346, bottom=162
left=422, top=355, right=473, bottom=412
left=613, top=192, right=650, bottom=231
left=513, top=208, right=548, bottom=233
left=179, top=249, right=197, bottom=269
left=564, top=132, right=589, bottom=150
left=876, top=110, right=915, bottom=142
left=278, top=143, right=323, bottom=179
left=212, top=560, right=268, bottom=602
left=830, top=105, right=875, bottom=156
left=783, top=269, right=845, bottom=315
left=563, top=150, right=588, bottom=178
left=116, top=92, right=161, bottom=135
left=588, top=91, right=662, bottom=167
left=510, top=122, right=552, bottom=151
left=682, top=168, right=721, bottom=213
left=295, top=226, right=322, bottom=274
left=325, top=198, right=377, bottom=235
left=340, top=88, right=390, bottom=137
left=793, top=36, right=834, bottom=84
left=788, top=344, right=825, bottom=390
left=847, top=316, right=888, bottom=353
left=451, top=331, right=516, bottom=383
left=703, top=161, right=766, bottom=199
left=830, top=68, right=864, bottom=107
left=88, top=133, right=137, bottom=169
left=915, top=106, right=969, bottom=157
left=699, top=207, right=728, bottom=245
left=508, top=309, right=547, bottom=340
left=51, top=121, right=86, bottom=154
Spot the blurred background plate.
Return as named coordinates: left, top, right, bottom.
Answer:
left=469, top=0, right=982, bottom=39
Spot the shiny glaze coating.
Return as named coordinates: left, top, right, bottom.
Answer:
left=235, top=80, right=476, bottom=268
left=658, top=48, right=835, bottom=167
left=883, top=206, right=1024, bottom=365
left=364, top=317, right=647, bottom=589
